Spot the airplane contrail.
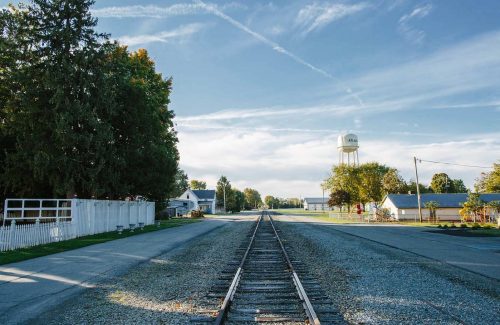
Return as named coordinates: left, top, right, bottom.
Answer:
left=194, top=0, right=364, bottom=106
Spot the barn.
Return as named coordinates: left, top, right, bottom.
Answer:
left=380, top=193, right=500, bottom=221
left=303, top=198, right=331, bottom=211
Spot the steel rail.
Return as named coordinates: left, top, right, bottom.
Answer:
left=214, top=213, right=263, bottom=325
left=268, top=214, right=321, bottom=325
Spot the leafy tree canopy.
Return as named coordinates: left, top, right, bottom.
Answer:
left=244, top=188, right=262, bottom=209
left=328, top=189, right=351, bottom=208
left=190, top=180, right=207, bottom=190
left=475, top=163, right=500, bottom=193
left=0, top=1, right=179, bottom=204
left=382, top=168, right=407, bottom=194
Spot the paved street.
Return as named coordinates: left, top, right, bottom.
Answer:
left=0, top=218, right=232, bottom=324
left=278, top=215, right=500, bottom=280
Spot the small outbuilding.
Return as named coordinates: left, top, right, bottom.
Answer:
left=380, top=193, right=500, bottom=221
left=303, top=197, right=331, bottom=211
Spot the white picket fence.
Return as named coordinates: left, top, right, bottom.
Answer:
left=0, top=199, right=155, bottom=252
left=0, top=220, right=76, bottom=251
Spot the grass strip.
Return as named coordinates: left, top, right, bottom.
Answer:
left=0, top=218, right=200, bottom=265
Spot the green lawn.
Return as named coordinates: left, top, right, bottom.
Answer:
left=274, top=208, right=368, bottom=223
left=274, top=209, right=500, bottom=229
left=0, top=218, right=200, bottom=265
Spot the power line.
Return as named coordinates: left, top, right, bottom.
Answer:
left=416, top=158, right=492, bottom=169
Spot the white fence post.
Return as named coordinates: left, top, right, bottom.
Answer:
left=9, top=220, right=16, bottom=250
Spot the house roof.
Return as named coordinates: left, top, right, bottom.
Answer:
left=304, top=197, right=328, bottom=204
left=192, top=190, right=216, bottom=200
left=384, top=193, right=500, bottom=209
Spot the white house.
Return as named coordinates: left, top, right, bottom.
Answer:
left=303, top=197, right=331, bottom=211
left=168, top=189, right=216, bottom=216
left=380, top=193, right=500, bottom=221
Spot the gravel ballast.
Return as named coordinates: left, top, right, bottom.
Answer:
left=276, top=218, right=500, bottom=325
left=32, top=217, right=255, bottom=325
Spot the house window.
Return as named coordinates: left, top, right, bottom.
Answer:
left=187, top=194, right=189, bottom=199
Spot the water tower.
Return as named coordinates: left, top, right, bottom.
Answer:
left=337, top=133, right=359, bottom=166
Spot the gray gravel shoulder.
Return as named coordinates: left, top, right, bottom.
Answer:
left=276, top=219, right=500, bottom=325
left=31, top=217, right=255, bottom=325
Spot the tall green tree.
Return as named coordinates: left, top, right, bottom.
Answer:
left=327, top=189, right=351, bottom=209
left=106, top=48, right=178, bottom=201
left=358, top=162, right=390, bottom=203
left=190, top=180, right=207, bottom=190
left=244, top=188, right=262, bottom=209
left=0, top=7, right=23, bottom=203
left=324, top=164, right=360, bottom=209
left=264, top=195, right=277, bottom=209
left=228, top=189, right=245, bottom=212
left=475, top=163, right=500, bottom=193
left=430, top=173, right=453, bottom=193
left=451, top=179, right=467, bottom=193
left=7, top=0, right=115, bottom=198
left=382, top=168, right=407, bottom=194
left=171, top=169, right=189, bottom=197
left=1, top=2, right=179, bottom=203
left=216, top=176, right=231, bottom=210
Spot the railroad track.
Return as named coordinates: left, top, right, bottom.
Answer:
left=200, top=212, right=345, bottom=324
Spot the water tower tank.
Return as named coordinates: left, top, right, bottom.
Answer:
left=337, top=134, right=359, bottom=153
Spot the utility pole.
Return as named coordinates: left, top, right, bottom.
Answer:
left=322, top=187, right=325, bottom=211
left=223, top=186, right=226, bottom=213
left=414, top=157, right=423, bottom=223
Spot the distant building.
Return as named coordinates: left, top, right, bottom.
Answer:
left=168, top=189, right=216, bottom=216
left=303, top=197, right=331, bottom=211
left=380, top=193, right=500, bottom=221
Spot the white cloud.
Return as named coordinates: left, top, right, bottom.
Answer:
left=177, top=123, right=499, bottom=197
left=92, top=2, right=245, bottom=19
left=398, top=3, right=433, bottom=44
left=117, top=23, right=204, bottom=46
left=340, top=30, right=500, bottom=110
left=296, top=2, right=370, bottom=35
left=92, top=4, right=204, bottom=18
left=268, top=25, right=285, bottom=36
left=176, top=104, right=358, bottom=123
left=362, top=137, right=500, bottom=189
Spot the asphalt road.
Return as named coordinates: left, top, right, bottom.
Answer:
left=277, top=215, right=500, bottom=280
left=0, top=218, right=233, bottom=324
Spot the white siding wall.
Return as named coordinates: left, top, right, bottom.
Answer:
left=177, top=190, right=199, bottom=210
left=381, top=198, right=461, bottom=221
left=398, top=208, right=461, bottom=221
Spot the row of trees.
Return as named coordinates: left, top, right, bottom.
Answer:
left=215, top=176, right=262, bottom=212
left=324, top=161, right=499, bottom=212
left=324, top=162, right=472, bottom=211
left=1, top=1, right=179, bottom=204
left=263, top=196, right=301, bottom=209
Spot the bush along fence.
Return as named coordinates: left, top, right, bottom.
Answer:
left=0, top=199, right=155, bottom=252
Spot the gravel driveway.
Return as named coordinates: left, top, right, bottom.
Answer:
left=276, top=219, right=500, bottom=325
left=31, top=217, right=255, bottom=325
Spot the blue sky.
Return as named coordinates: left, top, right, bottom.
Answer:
left=5, top=0, right=500, bottom=197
